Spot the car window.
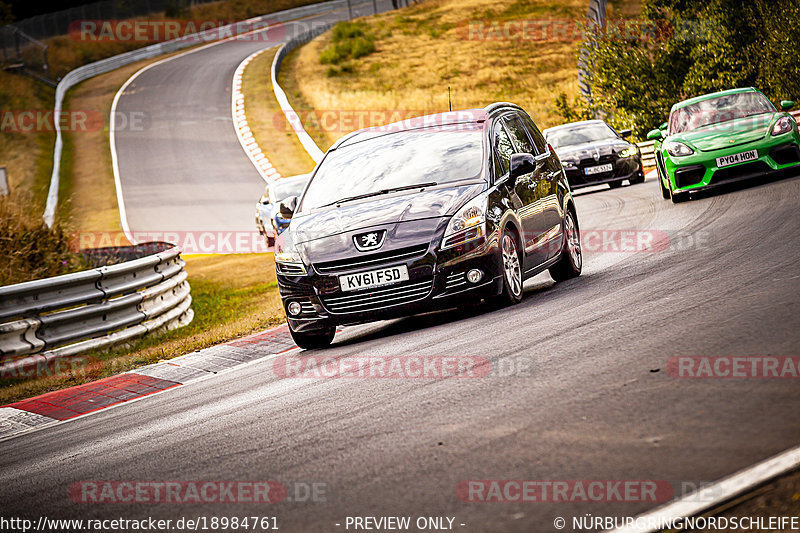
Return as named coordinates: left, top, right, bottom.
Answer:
left=299, top=123, right=485, bottom=212
left=669, top=92, right=776, bottom=134
left=547, top=123, right=618, bottom=149
left=504, top=116, right=535, bottom=155
left=520, top=114, right=548, bottom=154
left=492, top=121, right=513, bottom=176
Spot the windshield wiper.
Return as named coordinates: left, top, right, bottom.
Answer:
left=321, top=182, right=438, bottom=208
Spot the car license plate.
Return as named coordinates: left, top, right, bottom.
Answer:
left=585, top=163, right=613, bottom=175
left=339, top=265, right=409, bottom=292
left=716, top=149, right=758, bottom=168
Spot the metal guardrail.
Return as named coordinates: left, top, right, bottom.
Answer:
left=271, top=23, right=333, bottom=163
left=0, top=244, right=192, bottom=374
left=271, top=0, right=401, bottom=162
left=42, top=0, right=352, bottom=227
left=578, top=0, right=608, bottom=110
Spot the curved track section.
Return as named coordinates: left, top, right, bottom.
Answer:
left=2, top=174, right=799, bottom=530
left=112, top=2, right=392, bottom=237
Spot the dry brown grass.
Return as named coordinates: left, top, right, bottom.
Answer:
left=0, top=192, right=87, bottom=286
left=241, top=47, right=316, bottom=176
left=0, top=72, right=55, bottom=204
left=282, top=0, right=586, bottom=149
left=0, top=253, right=283, bottom=405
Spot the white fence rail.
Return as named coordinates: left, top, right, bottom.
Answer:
left=0, top=244, right=192, bottom=374
left=637, top=140, right=656, bottom=167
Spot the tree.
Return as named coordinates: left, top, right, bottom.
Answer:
left=584, top=0, right=800, bottom=137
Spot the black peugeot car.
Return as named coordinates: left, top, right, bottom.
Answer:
left=274, top=103, right=582, bottom=348
left=543, top=120, right=644, bottom=189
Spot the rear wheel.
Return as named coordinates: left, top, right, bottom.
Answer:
left=609, top=180, right=624, bottom=189
left=495, top=229, right=523, bottom=306
left=288, top=322, right=335, bottom=350
left=549, top=209, right=582, bottom=282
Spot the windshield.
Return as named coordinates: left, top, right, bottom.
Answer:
left=669, top=92, right=775, bottom=134
left=546, top=123, right=618, bottom=149
left=272, top=177, right=308, bottom=202
left=299, top=124, right=485, bottom=213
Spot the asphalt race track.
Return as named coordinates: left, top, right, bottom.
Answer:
left=3, top=1, right=800, bottom=530
left=2, top=170, right=799, bottom=530
left=112, top=0, right=393, bottom=236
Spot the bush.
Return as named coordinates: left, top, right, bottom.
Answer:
left=319, top=21, right=376, bottom=65
left=0, top=193, right=86, bottom=286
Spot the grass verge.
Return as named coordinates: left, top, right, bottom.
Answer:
left=241, top=47, right=317, bottom=176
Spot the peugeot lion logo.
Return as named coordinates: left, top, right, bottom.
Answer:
left=354, top=230, right=386, bottom=252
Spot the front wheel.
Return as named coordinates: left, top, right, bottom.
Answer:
left=629, top=171, right=645, bottom=184
left=669, top=181, right=689, bottom=203
left=289, top=322, right=335, bottom=350
left=549, top=209, right=582, bottom=282
left=660, top=174, right=671, bottom=199
left=495, top=229, right=523, bottom=306
left=608, top=180, right=624, bottom=189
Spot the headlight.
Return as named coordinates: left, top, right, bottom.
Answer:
left=619, top=146, right=638, bottom=158
left=441, top=192, right=487, bottom=250
left=772, top=116, right=794, bottom=136
left=561, top=159, right=578, bottom=168
left=275, top=243, right=307, bottom=275
left=664, top=141, right=694, bottom=157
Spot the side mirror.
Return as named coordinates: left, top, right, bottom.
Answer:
left=509, top=153, right=536, bottom=185
left=781, top=100, right=795, bottom=110
left=647, top=129, right=663, bottom=141
left=278, top=195, right=298, bottom=219
left=619, top=128, right=632, bottom=138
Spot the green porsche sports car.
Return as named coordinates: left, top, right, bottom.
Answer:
left=648, top=87, right=800, bottom=202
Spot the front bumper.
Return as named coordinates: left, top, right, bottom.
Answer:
left=563, top=155, right=642, bottom=189
left=665, top=134, right=800, bottom=194
left=277, top=237, right=505, bottom=333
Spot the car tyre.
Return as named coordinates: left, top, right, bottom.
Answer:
left=629, top=171, right=645, bottom=185
left=659, top=174, right=671, bottom=199
left=289, top=322, right=335, bottom=350
left=495, top=228, right=523, bottom=306
left=549, top=209, right=582, bottom=282
left=669, top=181, right=689, bottom=203
left=609, top=180, right=624, bottom=189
